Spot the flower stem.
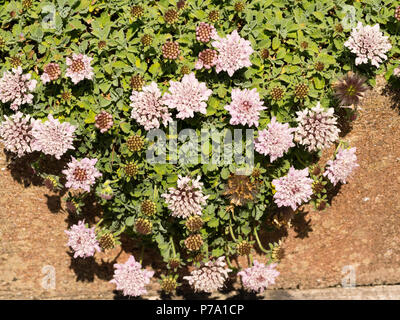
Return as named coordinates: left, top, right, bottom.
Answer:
left=139, top=245, right=145, bottom=265
left=169, top=236, right=176, bottom=257
left=226, top=255, right=235, bottom=270
left=248, top=253, right=254, bottom=267
left=114, top=225, right=126, bottom=236
left=253, top=228, right=269, bottom=254
left=229, top=222, right=237, bottom=242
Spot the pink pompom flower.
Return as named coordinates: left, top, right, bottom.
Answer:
left=255, top=117, right=295, bottom=162
left=65, top=220, right=101, bottom=258
left=31, top=114, right=76, bottom=160
left=211, top=30, right=253, bottom=77
left=0, top=67, right=37, bottom=111
left=0, top=111, right=35, bottom=157
left=224, top=87, right=266, bottom=127
left=183, top=256, right=232, bottom=293
left=62, top=157, right=102, bottom=192
left=162, top=175, right=209, bottom=218
left=162, top=73, right=212, bottom=120
left=272, top=167, right=313, bottom=211
left=238, top=261, right=280, bottom=293
left=324, top=147, right=359, bottom=186
left=130, top=82, right=172, bottom=131
left=65, top=53, right=94, bottom=84
left=110, top=255, right=154, bottom=297
left=344, top=22, right=391, bottom=68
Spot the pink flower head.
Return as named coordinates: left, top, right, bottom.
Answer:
left=0, top=67, right=37, bottom=111
left=62, top=157, right=102, bottom=192
left=0, top=111, right=34, bottom=157
left=294, top=102, right=340, bottom=152
left=272, top=167, right=313, bottom=211
left=162, top=73, right=212, bottom=119
left=324, top=147, right=359, bottom=185
left=195, top=49, right=218, bottom=70
left=31, top=114, right=76, bottom=159
left=255, top=117, right=295, bottom=162
left=224, top=87, right=266, bottom=127
left=344, top=22, right=391, bottom=68
left=212, top=30, right=253, bottom=76
left=110, top=255, right=154, bottom=297
left=183, top=256, right=232, bottom=293
left=41, top=63, right=61, bottom=84
left=196, top=22, right=216, bottom=43
left=130, top=82, right=172, bottom=130
left=65, top=220, right=101, bottom=258
left=65, top=53, right=94, bottom=84
left=238, top=261, right=280, bottom=293
left=162, top=175, right=209, bottom=218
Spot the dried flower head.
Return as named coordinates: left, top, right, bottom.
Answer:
left=238, top=261, right=280, bottom=293
left=31, top=114, right=76, bottom=159
left=168, top=258, right=181, bottom=270
left=110, top=255, right=154, bottom=297
left=177, top=0, right=187, bottom=10
left=294, top=102, right=340, bottom=152
left=95, top=111, right=113, bottom=133
left=141, top=34, right=152, bottom=46
left=99, top=233, right=115, bottom=250
left=62, top=157, right=102, bottom=192
left=344, top=22, right=391, bottom=68
left=162, top=41, right=180, bottom=60
left=185, top=233, right=203, bottom=251
left=0, top=111, right=34, bottom=157
left=208, top=10, right=219, bottom=22
left=333, top=72, right=368, bottom=107
left=294, top=83, right=309, bottom=99
left=161, top=276, right=178, bottom=293
left=261, top=48, right=269, bottom=59
left=10, top=56, right=22, bottom=67
left=43, top=175, right=58, bottom=192
left=0, top=67, right=37, bottom=111
left=162, top=175, right=209, bottom=218
left=141, top=200, right=157, bottom=216
left=185, top=216, right=204, bottom=232
left=125, top=163, right=138, bottom=177
left=135, top=218, right=152, bottom=235
left=162, top=73, right=212, bottom=120
left=270, top=87, right=284, bottom=101
left=234, top=1, right=245, bottom=12
left=195, top=49, right=218, bottom=70
left=315, top=62, right=325, bottom=72
left=183, top=256, right=232, bottom=293
left=224, top=174, right=258, bottom=206
left=196, top=22, right=216, bottom=43
left=41, top=63, right=61, bottom=84
left=324, top=147, right=359, bottom=186
left=180, top=65, right=190, bottom=75
left=131, top=5, right=144, bottom=19
left=255, top=117, right=295, bottom=162
left=98, top=40, right=107, bottom=49
left=212, top=30, right=253, bottom=77
left=65, top=220, right=101, bottom=258
left=272, top=167, right=313, bottom=211
left=130, top=82, right=172, bottom=130
left=66, top=53, right=94, bottom=84
left=164, top=9, right=179, bottom=24
left=237, top=241, right=252, bottom=256
left=224, top=87, right=266, bottom=127
left=130, top=74, right=145, bottom=91
left=127, top=135, right=144, bottom=152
